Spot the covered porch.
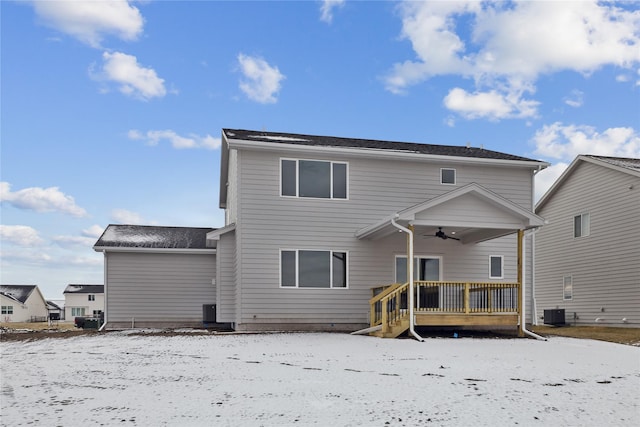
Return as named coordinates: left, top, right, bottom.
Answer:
left=355, top=183, right=543, bottom=339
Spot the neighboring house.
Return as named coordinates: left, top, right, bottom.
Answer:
left=534, top=155, right=640, bottom=327
left=93, top=226, right=216, bottom=328
left=0, top=285, right=48, bottom=322
left=95, top=129, right=548, bottom=336
left=46, top=300, right=64, bottom=320
left=63, top=284, right=105, bottom=321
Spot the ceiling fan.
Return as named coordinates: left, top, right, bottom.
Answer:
left=429, top=227, right=460, bottom=241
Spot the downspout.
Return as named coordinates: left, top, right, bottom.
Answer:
left=521, top=230, right=546, bottom=341
left=391, top=215, right=424, bottom=342
left=98, top=250, right=108, bottom=332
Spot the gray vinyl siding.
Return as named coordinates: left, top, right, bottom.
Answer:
left=105, top=252, right=216, bottom=322
left=233, top=148, right=534, bottom=327
left=535, top=161, right=640, bottom=326
left=216, top=231, right=236, bottom=322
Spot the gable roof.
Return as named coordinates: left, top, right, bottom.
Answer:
left=0, top=285, right=38, bottom=304
left=47, top=300, right=63, bottom=310
left=63, top=284, right=104, bottom=294
left=93, top=225, right=216, bottom=253
left=223, top=128, right=542, bottom=162
left=536, top=155, right=640, bottom=211
left=220, top=128, right=548, bottom=208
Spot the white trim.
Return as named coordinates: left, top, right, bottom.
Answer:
left=93, top=247, right=216, bottom=254
left=280, top=157, right=349, bottom=200
left=228, top=138, right=548, bottom=169
left=489, top=255, right=504, bottom=279
left=440, top=168, right=456, bottom=185
left=279, top=248, right=349, bottom=289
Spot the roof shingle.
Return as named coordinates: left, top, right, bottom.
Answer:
left=94, top=225, right=215, bottom=249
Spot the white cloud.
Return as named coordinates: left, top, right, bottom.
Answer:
left=30, top=0, right=144, bottom=48
left=0, top=225, right=44, bottom=247
left=532, top=123, right=640, bottom=201
left=564, top=90, right=584, bottom=108
left=111, top=209, right=145, bottom=224
left=0, top=249, right=52, bottom=264
left=92, top=51, right=166, bottom=100
left=534, top=162, right=569, bottom=202
left=532, top=122, right=640, bottom=162
left=386, top=1, right=640, bottom=119
left=128, top=129, right=221, bottom=150
left=0, top=182, right=87, bottom=217
left=82, top=225, right=105, bottom=238
left=320, top=0, right=345, bottom=24
left=52, top=235, right=97, bottom=249
left=443, top=87, right=539, bottom=120
left=237, top=53, right=285, bottom=104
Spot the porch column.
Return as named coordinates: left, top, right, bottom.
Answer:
left=517, top=229, right=524, bottom=337
left=407, top=225, right=415, bottom=332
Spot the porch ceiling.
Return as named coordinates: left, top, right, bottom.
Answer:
left=355, top=183, right=544, bottom=243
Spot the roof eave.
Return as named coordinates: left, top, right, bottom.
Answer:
left=93, top=246, right=216, bottom=254
left=225, top=138, right=549, bottom=169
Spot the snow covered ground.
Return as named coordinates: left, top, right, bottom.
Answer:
left=1, top=332, right=638, bottom=426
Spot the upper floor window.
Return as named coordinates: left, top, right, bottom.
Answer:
left=489, top=255, right=503, bottom=279
left=574, top=213, right=590, bottom=238
left=281, top=159, right=347, bottom=199
left=281, top=249, right=348, bottom=288
left=88, top=294, right=95, bottom=301
left=441, top=168, right=456, bottom=185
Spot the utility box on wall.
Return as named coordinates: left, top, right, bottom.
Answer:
left=203, top=304, right=217, bottom=324
left=543, top=309, right=566, bottom=326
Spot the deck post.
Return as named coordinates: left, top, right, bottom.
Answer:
left=517, top=229, right=524, bottom=337
left=381, top=297, right=389, bottom=334
left=464, top=283, right=470, bottom=314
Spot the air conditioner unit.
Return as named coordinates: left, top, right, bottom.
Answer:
left=543, top=309, right=566, bottom=326
left=203, top=304, right=217, bottom=324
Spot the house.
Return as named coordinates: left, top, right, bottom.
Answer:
left=46, top=300, right=64, bottom=320
left=0, top=285, right=48, bottom=323
left=534, top=155, right=640, bottom=327
left=63, top=284, right=105, bottom=321
left=93, top=226, right=216, bottom=328
left=95, top=129, right=548, bottom=337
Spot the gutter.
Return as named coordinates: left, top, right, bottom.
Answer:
left=93, top=246, right=216, bottom=254
left=98, top=250, right=108, bottom=332
left=521, top=228, right=546, bottom=341
left=390, top=216, right=424, bottom=342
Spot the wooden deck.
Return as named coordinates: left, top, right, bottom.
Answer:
left=369, top=281, right=521, bottom=338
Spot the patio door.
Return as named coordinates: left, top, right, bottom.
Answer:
left=395, top=256, right=441, bottom=309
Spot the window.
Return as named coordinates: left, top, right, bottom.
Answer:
left=71, top=307, right=85, bottom=317
left=281, top=159, right=347, bottom=199
left=281, top=250, right=347, bottom=288
left=563, top=276, right=573, bottom=300
left=1, top=306, right=13, bottom=315
left=88, top=294, right=95, bottom=301
left=441, top=168, right=456, bottom=185
left=395, top=256, right=441, bottom=282
left=489, top=256, right=503, bottom=279
left=574, top=213, right=590, bottom=238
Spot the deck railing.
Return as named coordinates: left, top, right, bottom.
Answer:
left=370, top=281, right=521, bottom=328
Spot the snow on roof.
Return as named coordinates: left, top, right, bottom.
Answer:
left=587, top=155, right=640, bottom=172
left=0, top=285, right=37, bottom=304
left=63, top=284, right=104, bottom=294
left=94, top=225, right=215, bottom=249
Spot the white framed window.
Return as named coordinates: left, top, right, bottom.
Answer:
left=280, top=249, right=348, bottom=288
left=1, top=305, right=13, bottom=315
left=489, top=255, right=504, bottom=279
left=71, top=307, right=85, bottom=317
left=395, top=255, right=442, bottom=282
left=563, top=276, right=573, bottom=300
left=440, top=168, right=456, bottom=185
left=88, top=294, right=95, bottom=301
left=281, top=159, right=348, bottom=199
left=574, top=213, right=590, bottom=238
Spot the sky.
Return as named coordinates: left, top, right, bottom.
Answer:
left=2, top=332, right=639, bottom=425
left=1, top=0, right=639, bottom=299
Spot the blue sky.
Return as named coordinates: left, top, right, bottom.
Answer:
left=2, top=0, right=639, bottom=299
